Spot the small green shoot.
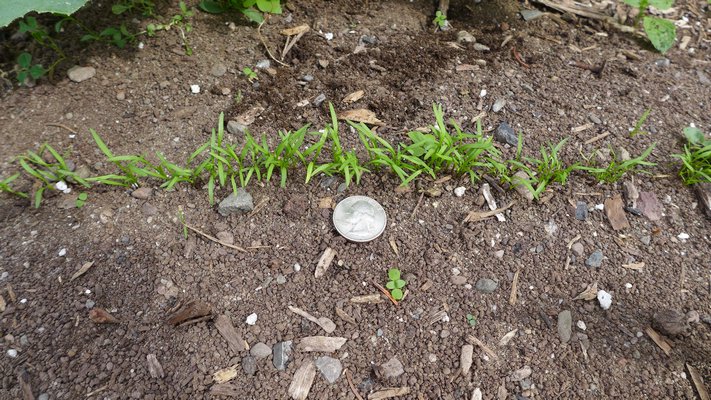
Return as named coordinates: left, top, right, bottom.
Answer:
left=178, top=209, right=188, bottom=239
left=433, top=10, right=447, bottom=29
left=629, top=109, right=651, bottom=138
left=508, top=138, right=579, bottom=199
left=385, top=268, right=407, bottom=301
left=242, top=67, right=258, bottom=82
left=466, top=314, right=477, bottom=327
left=75, top=192, right=88, bottom=207
left=673, top=126, right=710, bottom=185
left=582, top=143, right=657, bottom=183
left=15, top=52, right=46, bottom=85
left=0, top=173, right=28, bottom=198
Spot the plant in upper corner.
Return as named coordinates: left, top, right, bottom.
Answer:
left=199, top=0, right=282, bottom=24
left=432, top=10, right=448, bottom=29
left=673, top=126, right=711, bottom=184
left=242, top=67, right=258, bottom=82
left=15, top=52, right=46, bottom=85
left=624, top=0, right=676, bottom=53
left=386, top=268, right=407, bottom=301
left=145, top=1, right=194, bottom=55
left=581, top=143, right=657, bottom=184
left=17, top=16, right=66, bottom=76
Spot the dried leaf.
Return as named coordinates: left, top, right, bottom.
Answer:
left=70, top=261, right=95, bottom=282
left=498, top=329, right=518, bottom=346
left=605, top=194, right=630, bottom=230
left=388, top=237, right=399, bottom=256
left=89, top=308, right=119, bottom=324
left=280, top=24, right=310, bottom=36
left=212, top=365, right=238, bottom=384
left=622, top=262, right=645, bottom=270
left=338, top=109, right=384, bottom=126
left=574, top=282, right=599, bottom=301
left=369, top=387, right=411, bottom=400
left=147, top=354, right=165, bottom=378
left=686, top=363, right=710, bottom=400
left=509, top=268, right=520, bottom=305
left=318, top=197, right=334, bottom=209
left=315, top=247, right=336, bottom=278
left=342, top=90, right=364, bottom=103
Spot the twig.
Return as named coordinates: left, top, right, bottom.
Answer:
left=183, top=223, right=247, bottom=252
left=257, top=18, right=289, bottom=68
left=686, top=363, right=710, bottom=400
left=247, top=196, right=270, bottom=218
left=511, top=46, right=530, bottom=68
left=372, top=280, right=398, bottom=306
left=411, top=192, right=425, bottom=219
left=466, top=334, right=498, bottom=360
left=46, top=123, right=78, bottom=134
left=463, top=201, right=515, bottom=223
left=86, top=385, right=109, bottom=397
left=345, top=370, right=365, bottom=400
left=584, top=131, right=611, bottom=145
left=509, top=267, right=520, bottom=305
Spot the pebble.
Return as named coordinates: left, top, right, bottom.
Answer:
left=520, top=9, right=544, bottom=21
left=575, top=201, right=588, bottom=220
left=116, top=91, right=126, bottom=100
left=571, top=242, right=584, bottom=257
left=315, top=356, right=343, bottom=384
left=494, top=250, right=504, bottom=259
left=67, top=66, right=96, bottom=82
left=471, top=388, right=482, bottom=400
left=242, top=355, right=257, bottom=376
left=38, top=394, right=49, bottom=400
left=457, top=30, right=476, bottom=43
left=227, top=120, right=247, bottom=135
left=301, top=74, right=314, bottom=82
left=359, top=35, right=378, bottom=45
left=585, top=250, right=603, bottom=268
left=218, top=189, right=254, bottom=216
left=511, top=366, right=532, bottom=381
left=293, top=263, right=301, bottom=272
left=451, top=276, right=467, bottom=285
left=454, top=187, right=466, bottom=197
left=190, top=84, right=200, bottom=94
left=276, top=274, right=287, bottom=284
left=557, top=310, right=572, bottom=343
left=250, top=342, right=271, bottom=359
left=216, top=231, right=234, bottom=245
left=655, top=58, right=671, bottom=67
left=492, top=98, right=506, bottom=113
left=494, top=122, right=518, bottom=146
left=211, top=63, right=227, bottom=77
left=313, top=93, right=326, bottom=107
left=272, top=341, right=293, bottom=370
left=597, top=290, right=612, bottom=310
left=472, top=43, right=490, bottom=51
left=577, top=320, right=587, bottom=331
left=588, top=114, right=602, bottom=124
left=245, top=313, right=258, bottom=325
left=376, top=357, right=404, bottom=379
left=475, top=278, right=498, bottom=293
left=85, top=300, right=95, bottom=309
left=255, top=59, right=271, bottom=70
left=640, top=235, right=651, bottom=246
left=460, top=345, right=474, bottom=375
left=131, top=187, right=152, bottom=200
left=7, top=349, right=17, bottom=358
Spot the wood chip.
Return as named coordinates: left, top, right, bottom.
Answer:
left=297, top=336, right=347, bottom=353
left=288, top=361, right=316, bottom=400
left=210, top=383, right=240, bottom=396
left=214, top=314, right=246, bottom=354
left=605, top=194, right=630, bottom=230
left=466, top=334, right=498, bottom=360
left=574, top=282, right=598, bottom=301
left=318, top=197, right=334, bottom=209
left=0, top=295, right=5, bottom=312
left=315, top=247, right=336, bottom=278
left=427, top=309, right=448, bottom=325
left=18, top=368, right=33, bottom=400
left=456, top=64, right=480, bottom=72
left=338, top=109, right=384, bottom=126
left=571, top=123, right=594, bottom=132
left=212, top=365, right=238, bottom=384
left=622, top=262, right=645, bottom=270
left=464, top=202, right=515, bottom=223
left=147, top=354, right=165, bottom=379
left=89, top=308, right=119, bottom=324
left=280, top=24, right=310, bottom=36
left=509, top=268, right=520, bottom=305
left=6, top=284, right=16, bottom=303
left=388, top=237, right=399, bottom=256
left=288, top=305, right=336, bottom=333
left=335, top=307, right=357, bottom=325
left=481, top=183, right=505, bottom=221
left=498, top=329, right=518, bottom=346
left=584, top=131, right=611, bottom=145
left=687, top=363, right=710, bottom=400
left=369, top=387, right=411, bottom=400
left=70, top=261, right=95, bottom=282
left=645, top=326, right=672, bottom=355
left=342, top=90, right=364, bottom=103
left=350, top=294, right=384, bottom=304
left=166, top=300, right=212, bottom=326
left=420, top=279, right=433, bottom=291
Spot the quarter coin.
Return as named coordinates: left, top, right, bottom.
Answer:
left=333, top=195, right=387, bottom=242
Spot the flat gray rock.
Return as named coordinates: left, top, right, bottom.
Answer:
left=272, top=341, right=292, bottom=370
left=475, top=278, right=498, bottom=293
left=250, top=342, right=271, bottom=359
left=242, top=355, right=257, bottom=376
left=218, top=189, right=254, bottom=216
left=494, top=122, right=518, bottom=146
left=375, top=356, right=404, bottom=379
left=68, top=66, right=96, bottom=82
left=315, top=356, right=342, bottom=384
left=557, top=310, right=572, bottom=343
left=585, top=250, right=603, bottom=268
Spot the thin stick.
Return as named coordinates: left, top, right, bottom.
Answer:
left=509, top=268, right=520, bottom=305
left=372, top=280, right=398, bottom=306
left=584, top=131, right=611, bottom=145
left=46, top=123, right=78, bottom=134
left=184, top=223, right=247, bottom=253
left=86, top=385, right=109, bottom=397
left=248, top=197, right=270, bottom=218
left=257, top=18, right=289, bottom=68
left=411, top=192, right=425, bottom=219
left=345, top=369, right=364, bottom=400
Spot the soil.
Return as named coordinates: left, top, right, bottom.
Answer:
left=1, top=0, right=710, bottom=399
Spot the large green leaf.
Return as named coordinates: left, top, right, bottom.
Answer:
left=648, top=0, right=674, bottom=10
left=643, top=16, right=676, bottom=53
left=0, top=0, right=90, bottom=28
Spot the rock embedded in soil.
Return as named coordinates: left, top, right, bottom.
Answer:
left=216, top=231, right=234, bottom=245
left=226, top=120, right=247, bottom=135
left=512, top=171, right=534, bottom=201
left=494, top=122, right=518, bottom=146
left=637, top=191, right=663, bottom=221
left=511, top=366, right=532, bottom=381
left=492, top=98, right=506, bottom=113
left=457, top=30, right=476, bottom=43
left=131, top=187, right=152, bottom=200
left=460, top=345, right=474, bottom=375
left=273, top=341, right=292, bottom=370
left=575, top=201, right=588, bottom=220
left=315, top=356, right=342, bottom=384
left=218, top=189, right=254, bottom=216
left=375, top=356, right=405, bottom=379
left=475, top=278, right=498, bottom=293
left=68, top=66, right=96, bottom=82
left=557, top=310, right=572, bottom=343
left=255, top=59, right=271, bottom=70
left=250, top=342, right=271, bottom=359
left=585, top=250, right=603, bottom=268
left=571, top=242, right=584, bottom=257
left=652, top=309, right=690, bottom=337
left=451, top=276, right=467, bottom=285
left=211, top=63, right=227, bottom=77
left=313, top=93, right=326, bottom=107
left=242, top=355, right=257, bottom=376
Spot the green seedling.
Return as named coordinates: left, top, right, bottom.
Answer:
left=0, top=173, right=28, bottom=199
left=15, top=52, right=46, bottom=85
left=178, top=209, right=188, bottom=239
left=629, top=108, right=651, bottom=138
left=145, top=1, right=194, bottom=55
left=75, top=192, right=88, bottom=207
left=433, top=10, right=447, bottom=29
left=509, top=138, right=580, bottom=199
left=89, top=129, right=167, bottom=186
left=111, top=0, right=156, bottom=16
left=81, top=24, right=136, bottom=48
left=18, top=16, right=66, bottom=76
left=199, top=0, right=282, bottom=23
left=673, top=126, right=711, bottom=184
left=624, top=0, right=676, bottom=53
left=582, top=143, right=657, bottom=183
left=466, top=314, right=477, bottom=327
left=242, top=67, right=258, bottom=82
left=385, top=268, right=407, bottom=301
left=262, top=126, right=309, bottom=187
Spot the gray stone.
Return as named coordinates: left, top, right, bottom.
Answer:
left=38, top=394, right=49, bottom=400
left=85, top=300, right=95, bottom=309
left=68, top=66, right=96, bottom=82
left=315, top=356, right=342, bottom=384
left=255, top=59, right=271, bottom=70
left=640, top=235, right=651, bottom=246
left=575, top=201, right=588, bottom=220
left=272, top=341, right=292, bottom=370
left=492, top=98, right=506, bottom=113
left=141, top=203, right=158, bottom=216
left=571, top=242, right=584, bottom=257
left=655, top=58, right=670, bottom=67
left=227, top=120, right=247, bottom=135
left=250, top=342, right=271, bottom=359
left=359, top=35, right=378, bottom=45
left=131, top=187, right=152, bottom=200
left=451, top=276, right=467, bottom=285
left=211, top=63, right=227, bottom=77
left=242, top=355, right=257, bottom=376
left=313, top=93, right=326, bottom=107
left=511, top=366, right=532, bottom=381
left=337, top=182, right=347, bottom=193
left=19, top=335, right=28, bottom=346
left=301, top=74, right=314, bottom=82
left=457, top=30, right=476, bottom=43
left=557, top=310, right=572, bottom=343
left=494, top=122, right=518, bottom=146
left=276, top=274, right=287, bottom=284
left=376, top=356, right=404, bottom=379
left=586, top=250, right=603, bottom=268
left=472, top=43, right=490, bottom=51
left=520, top=9, right=544, bottom=21
left=218, top=189, right=254, bottom=216
left=588, top=114, right=602, bottom=124
left=475, top=278, right=498, bottom=293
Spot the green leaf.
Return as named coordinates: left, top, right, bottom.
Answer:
left=648, top=0, right=673, bottom=10
left=390, top=288, right=403, bottom=300
left=78, top=192, right=88, bottom=200
left=29, top=64, right=45, bottom=79
left=395, top=279, right=407, bottom=289
left=1, top=0, right=90, bottom=28
left=387, top=268, right=400, bottom=281
left=111, top=4, right=129, bottom=14
left=17, top=71, right=28, bottom=84
left=386, top=281, right=396, bottom=290
left=643, top=16, right=676, bottom=53
left=242, top=8, right=264, bottom=23
left=623, top=0, right=641, bottom=7
left=683, top=127, right=705, bottom=145
left=17, top=52, right=31, bottom=68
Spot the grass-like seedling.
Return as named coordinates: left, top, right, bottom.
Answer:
left=386, top=268, right=407, bottom=301
left=90, top=129, right=167, bottom=187
left=673, top=127, right=710, bottom=184
left=262, top=125, right=310, bottom=187
left=0, top=173, right=28, bottom=199
left=582, top=143, right=657, bottom=183
left=629, top=109, right=651, bottom=138
left=508, top=137, right=580, bottom=199
left=242, top=67, right=258, bottom=82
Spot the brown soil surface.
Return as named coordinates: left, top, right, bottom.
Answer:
left=1, top=0, right=710, bottom=399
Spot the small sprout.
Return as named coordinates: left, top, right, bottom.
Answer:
left=242, top=67, right=258, bottom=82
left=466, top=314, right=477, bottom=327
left=433, top=10, right=448, bottom=29
left=75, top=192, right=88, bottom=208
left=386, top=268, right=407, bottom=300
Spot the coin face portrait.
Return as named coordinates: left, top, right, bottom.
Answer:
left=333, top=196, right=386, bottom=242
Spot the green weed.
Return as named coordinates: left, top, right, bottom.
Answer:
left=629, top=108, right=651, bottom=138
left=75, top=192, right=88, bottom=207
left=673, top=127, right=711, bottom=184
left=433, top=10, right=447, bottom=29
left=15, top=52, right=46, bottom=85
left=18, top=16, right=66, bottom=76
left=624, top=0, right=676, bottom=53
left=0, top=173, right=28, bottom=199
left=582, top=143, right=657, bottom=183
left=199, top=0, right=282, bottom=23
left=386, top=268, right=407, bottom=301
left=508, top=138, right=580, bottom=199
left=242, top=67, right=258, bottom=82
left=111, top=0, right=156, bottom=16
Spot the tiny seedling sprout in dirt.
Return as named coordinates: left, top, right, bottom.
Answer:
left=582, top=143, right=657, bottom=184
left=673, top=126, right=711, bottom=185
left=466, top=314, right=477, bottom=327
left=386, top=268, right=407, bottom=301
left=624, top=0, right=677, bottom=53
left=629, top=108, right=651, bottom=138
left=242, top=67, right=258, bottom=82
left=432, top=10, right=447, bottom=29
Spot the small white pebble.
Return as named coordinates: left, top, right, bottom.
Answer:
left=7, top=349, right=18, bottom=358
left=451, top=268, right=461, bottom=276
left=245, top=313, right=258, bottom=325
left=138, top=42, right=144, bottom=49
left=624, top=283, right=633, bottom=289
left=293, top=263, right=301, bottom=272
left=55, top=181, right=68, bottom=191
left=454, top=187, right=466, bottom=197
left=677, top=232, right=690, bottom=240
left=58, top=248, right=67, bottom=257
left=577, top=320, right=587, bottom=330
left=464, top=284, right=472, bottom=289
left=597, top=290, right=612, bottom=310
left=85, top=289, right=91, bottom=295
left=20, top=298, right=27, bottom=304
left=324, top=32, right=334, bottom=40
left=594, top=204, right=604, bottom=210
left=480, top=89, right=487, bottom=98
left=190, top=84, right=200, bottom=94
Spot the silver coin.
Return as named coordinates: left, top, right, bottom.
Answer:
left=333, top=196, right=387, bottom=242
